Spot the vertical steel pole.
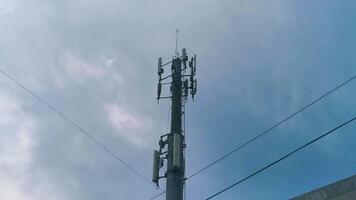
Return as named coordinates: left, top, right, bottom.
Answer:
left=166, top=58, right=184, bottom=200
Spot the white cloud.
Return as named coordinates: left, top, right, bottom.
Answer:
left=0, top=0, right=14, bottom=16
left=0, top=183, right=28, bottom=200
left=105, top=57, right=115, bottom=67
left=0, top=93, right=36, bottom=199
left=0, top=93, right=66, bottom=200
left=59, top=52, right=122, bottom=86
left=0, top=94, right=35, bottom=174
left=104, top=104, right=148, bottom=147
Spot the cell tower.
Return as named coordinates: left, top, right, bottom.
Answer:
left=152, top=32, right=197, bottom=200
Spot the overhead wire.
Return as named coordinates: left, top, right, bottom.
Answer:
left=206, top=116, right=356, bottom=199
left=187, top=75, right=356, bottom=179
left=147, top=75, right=356, bottom=200
left=149, top=186, right=182, bottom=200
left=0, top=68, right=153, bottom=185
left=149, top=190, right=167, bottom=200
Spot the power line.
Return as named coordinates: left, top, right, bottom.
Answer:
left=0, top=68, right=153, bottom=184
left=147, top=75, right=356, bottom=200
left=149, top=187, right=181, bottom=200
left=149, top=190, right=167, bottom=200
left=206, top=116, right=356, bottom=199
left=187, top=75, right=356, bottom=179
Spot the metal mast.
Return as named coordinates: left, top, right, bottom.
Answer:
left=152, top=42, right=197, bottom=200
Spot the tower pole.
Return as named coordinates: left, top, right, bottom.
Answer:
left=166, top=58, right=184, bottom=200
left=153, top=45, right=196, bottom=200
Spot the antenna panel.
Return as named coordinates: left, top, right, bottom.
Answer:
left=152, top=150, right=160, bottom=183
left=193, top=54, right=197, bottom=73
left=157, top=82, right=162, bottom=100
left=173, top=134, right=182, bottom=168
left=158, top=57, right=163, bottom=75
left=182, top=48, right=187, bottom=61
left=184, top=79, right=189, bottom=98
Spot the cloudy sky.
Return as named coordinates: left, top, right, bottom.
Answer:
left=0, top=0, right=356, bottom=199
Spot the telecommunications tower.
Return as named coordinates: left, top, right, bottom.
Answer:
left=152, top=31, right=197, bottom=200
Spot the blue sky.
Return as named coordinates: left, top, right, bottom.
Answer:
left=0, top=0, right=355, bottom=200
